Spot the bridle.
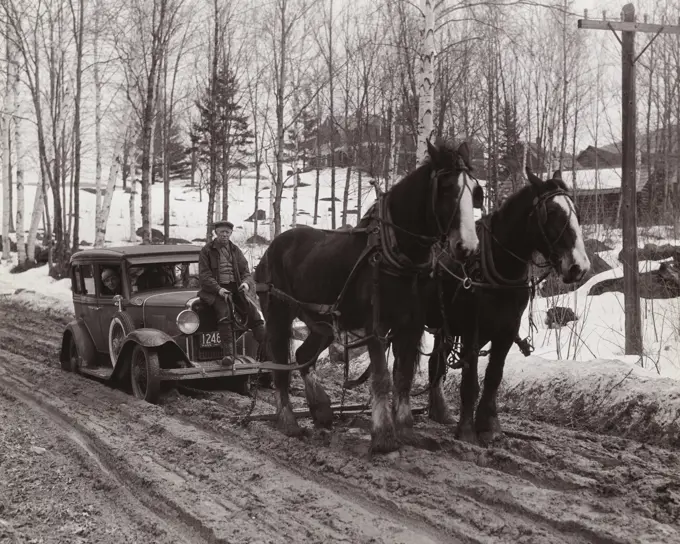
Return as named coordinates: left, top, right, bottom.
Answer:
left=529, top=188, right=577, bottom=271
left=427, top=157, right=473, bottom=246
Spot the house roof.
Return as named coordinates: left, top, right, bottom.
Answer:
left=564, top=167, right=649, bottom=194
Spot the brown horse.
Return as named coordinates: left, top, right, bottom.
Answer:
left=254, top=140, right=479, bottom=454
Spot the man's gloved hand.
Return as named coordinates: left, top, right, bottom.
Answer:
left=218, top=287, right=229, bottom=298
left=238, top=282, right=249, bottom=293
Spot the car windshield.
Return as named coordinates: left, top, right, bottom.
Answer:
left=129, top=261, right=200, bottom=294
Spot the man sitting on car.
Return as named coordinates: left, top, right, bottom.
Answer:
left=198, top=218, right=266, bottom=367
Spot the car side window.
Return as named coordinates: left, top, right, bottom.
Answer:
left=82, top=265, right=96, bottom=296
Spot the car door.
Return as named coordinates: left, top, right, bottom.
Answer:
left=96, top=263, right=125, bottom=354
left=75, top=264, right=105, bottom=352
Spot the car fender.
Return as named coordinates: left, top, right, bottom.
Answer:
left=60, top=320, right=97, bottom=368
left=112, top=328, right=191, bottom=381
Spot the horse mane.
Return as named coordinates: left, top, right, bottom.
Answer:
left=494, top=176, right=570, bottom=218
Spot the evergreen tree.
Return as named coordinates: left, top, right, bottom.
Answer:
left=192, top=67, right=253, bottom=177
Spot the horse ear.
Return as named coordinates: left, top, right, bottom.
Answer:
left=457, top=141, right=471, bottom=165
left=426, top=138, right=438, bottom=163
left=472, top=183, right=484, bottom=209
left=526, top=167, right=543, bottom=189
left=552, top=170, right=562, bottom=180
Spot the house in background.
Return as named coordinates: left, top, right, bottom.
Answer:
left=562, top=167, right=651, bottom=225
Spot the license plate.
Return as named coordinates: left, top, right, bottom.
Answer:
left=199, top=332, right=221, bottom=347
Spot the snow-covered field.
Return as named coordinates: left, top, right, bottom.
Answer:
left=1, top=167, right=680, bottom=384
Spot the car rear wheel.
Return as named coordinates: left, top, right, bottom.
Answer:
left=130, top=344, right=161, bottom=404
left=109, top=312, right=136, bottom=367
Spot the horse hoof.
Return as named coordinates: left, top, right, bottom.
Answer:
left=477, top=429, right=503, bottom=446
left=397, top=427, right=417, bottom=446
left=370, top=428, right=399, bottom=454
left=428, top=405, right=455, bottom=425
left=394, top=409, right=414, bottom=430
left=311, top=403, right=334, bottom=430
left=277, top=407, right=303, bottom=438
left=455, top=424, right=478, bottom=445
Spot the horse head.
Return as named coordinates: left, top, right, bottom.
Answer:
left=525, top=167, right=590, bottom=283
left=425, top=139, right=480, bottom=261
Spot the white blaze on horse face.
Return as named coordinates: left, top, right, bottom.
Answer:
left=455, top=171, right=479, bottom=253
left=554, top=195, right=590, bottom=273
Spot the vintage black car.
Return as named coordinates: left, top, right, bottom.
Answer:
left=59, top=244, right=270, bottom=403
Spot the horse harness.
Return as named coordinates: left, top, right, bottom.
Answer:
left=427, top=188, right=575, bottom=380
left=257, top=159, right=472, bottom=372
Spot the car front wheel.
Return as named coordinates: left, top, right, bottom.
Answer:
left=109, top=312, right=136, bottom=367
left=130, top=344, right=161, bottom=404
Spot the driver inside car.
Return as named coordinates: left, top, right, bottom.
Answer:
left=101, top=268, right=122, bottom=296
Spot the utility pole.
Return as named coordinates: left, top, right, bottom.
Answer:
left=578, top=4, right=680, bottom=356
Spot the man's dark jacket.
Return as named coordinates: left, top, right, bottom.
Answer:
left=198, top=239, right=255, bottom=305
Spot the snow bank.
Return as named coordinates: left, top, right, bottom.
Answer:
left=442, top=354, right=680, bottom=449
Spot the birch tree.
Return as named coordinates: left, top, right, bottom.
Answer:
left=416, top=0, right=435, bottom=166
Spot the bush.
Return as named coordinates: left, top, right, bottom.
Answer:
left=10, top=260, right=45, bottom=274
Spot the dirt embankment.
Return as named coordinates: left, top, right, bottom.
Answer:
left=1, top=300, right=679, bottom=543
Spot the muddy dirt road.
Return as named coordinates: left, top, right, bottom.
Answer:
left=1, top=301, right=679, bottom=543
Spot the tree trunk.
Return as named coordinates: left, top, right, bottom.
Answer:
left=14, top=57, right=25, bottom=264
left=94, top=0, right=102, bottom=242
left=206, top=0, right=219, bottom=241
left=161, top=51, right=170, bottom=243
left=71, top=0, right=84, bottom=253
left=1, top=30, right=12, bottom=262
left=328, top=0, right=336, bottom=229
left=129, top=147, right=138, bottom=242
left=274, top=4, right=287, bottom=237
left=416, top=0, right=435, bottom=166
left=313, top=91, right=321, bottom=225
left=97, top=115, right=134, bottom=247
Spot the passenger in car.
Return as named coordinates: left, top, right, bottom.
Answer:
left=136, top=264, right=174, bottom=291
left=198, top=218, right=266, bottom=367
left=101, top=268, right=122, bottom=296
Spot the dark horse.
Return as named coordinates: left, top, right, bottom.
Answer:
left=253, top=140, right=479, bottom=454
left=346, top=169, right=591, bottom=445
left=422, top=168, right=591, bottom=444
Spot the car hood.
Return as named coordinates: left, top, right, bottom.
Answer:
left=130, top=290, right=199, bottom=309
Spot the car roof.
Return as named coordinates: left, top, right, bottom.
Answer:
left=71, top=244, right=202, bottom=264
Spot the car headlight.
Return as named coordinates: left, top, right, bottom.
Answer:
left=176, top=310, right=199, bottom=334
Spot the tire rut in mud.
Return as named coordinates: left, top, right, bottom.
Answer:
left=0, top=374, right=230, bottom=544
left=2, top=301, right=680, bottom=543
left=0, top=350, right=455, bottom=544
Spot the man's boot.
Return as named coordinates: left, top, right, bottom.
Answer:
left=218, top=322, right=234, bottom=367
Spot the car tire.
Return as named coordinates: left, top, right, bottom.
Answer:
left=109, top=311, right=136, bottom=367
left=130, top=344, right=161, bottom=404
left=62, top=334, right=82, bottom=373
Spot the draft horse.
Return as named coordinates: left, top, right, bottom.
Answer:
left=424, top=168, right=591, bottom=444
left=254, top=140, right=479, bottom=454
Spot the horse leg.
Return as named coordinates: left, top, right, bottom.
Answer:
left=267, top=299, right=302, bottom=437
left=367, top=334, right=398, bottom=454
left=296, top=331, right=334, bottom=429
left=391, top=326, right=421, bottom=435
left=428, top=334, right=454, bottom=424
left=475, top=334, right=513, bottom=445
left=455, top=338, right=479, bottom=444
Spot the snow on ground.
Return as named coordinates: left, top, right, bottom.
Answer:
left=1, top=169, right=680, bottom=388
